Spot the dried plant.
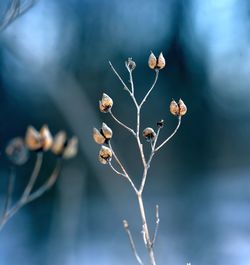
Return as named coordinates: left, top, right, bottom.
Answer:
left=0, top=0, right=38, bottom=31
left=1, top=125, right=78, bottom=231
left=93, top=52, right=187, bottom=265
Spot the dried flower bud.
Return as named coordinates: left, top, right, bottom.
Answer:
left=156, top=52, right=166, bottom=69
left=51, top=131, right=67, bottom=156
left=101, top=123, right=113, bottom=140
left=143, top=127, right=156, bottom=142
left=93, top=128, right=106, bottom=145
left=123, top=220, right=129, bottom=229
left=178, top=99, right=187, bottom=116
left=6, top=137, right=29, bottom=165
left=25, top=126, right=43, bottom=151
left=99, top=145, right=112, bottom=164
left=40, top=125, right=53, bottom=151
left=63, top=137, right=78, bottom=159
left=170, top=99, right=179, bottom=116
left=148, top=52, right=157, bottom=69
left=126, top=58, right=136, bottom=71
left=99, top=93, right=113, bottom=113
left=157, top=119, right=164, bottom=128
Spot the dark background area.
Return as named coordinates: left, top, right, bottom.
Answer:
left=0, top=0, right=250, bottom=264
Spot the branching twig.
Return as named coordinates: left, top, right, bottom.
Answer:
left=123, top=220, right=144, bottom=265
left=151, top=205, right=160, bottom=247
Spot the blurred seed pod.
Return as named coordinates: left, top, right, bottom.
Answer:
left=157, top=119, right=164, bottom=128
left=6, top=137, right=29, bottom=165
left=99, top=145, right=112, bottom=164
left=156, top=52, right=166, bottom=69
left=143, top=127, right=156, bottom=142
left=93, top=128, right=106, bottom=145
left=40, top=125, right=53, bottom=151
left=148, top=52, right=157, bottom=69
left=101, top=123, right=113, bottom=140
left=178, top=99, right=187, bottom=116
left=25, top=126, right=43, bottom=151
left=51, top=131, right=67, bottom=156
left=170, top=99, right=179, bottom=116
left=99, top=93, right=113, bottom=113
left=126, top=58, right=136, bottom=71
left=63, top=137, right=78, bottom=159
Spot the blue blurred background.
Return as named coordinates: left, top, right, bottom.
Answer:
left=0, top=0, right=250, bottom=264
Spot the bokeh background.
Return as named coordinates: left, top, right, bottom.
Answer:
left=0, top=0, right=250, bottom=264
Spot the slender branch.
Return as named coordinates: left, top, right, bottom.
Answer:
left=155, top=116, right=182, bottom=152
left=123, top=220, right=144, bottom=265
left=129, top=71, right=135, bottom=95
left=21, top=152, right=43, bottom=201
left=139, top=70, right=159, bottom=108
left=108, top=161, right=126, bottom=177
left=26, top=159, right=62, bottom=203
left=108, top=142, right=138, bottom=193
left=109, top=110, right=136, bottom=137
left=2, top=167, right=16, bottom=216
left=151, top=205, right=160, bottom=247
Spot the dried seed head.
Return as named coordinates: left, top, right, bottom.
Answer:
left=25, top=126, right=43, bottom=151
left=157, top=52, right=166, bottom=69
left=99, top=93, right=113, bottom=113
left=63, top=137, right=78, bottom=159
left=40, top=125, right=53, bottom=151
left=126, top=58, right=136, bottom=71
left=6, top=137, right=29, bottom=165
left=170, top=99, right=179, bottom=116
left=123, top=220, right=129, bottom=229
left=148, top=52, right=157, bottom=69
left=51, top=131, right=67, bottom=156
left=157, top=119, right=164, bottom=128
left=143, top=127, right=156, bottom=141
left=178, top=99, right=187, bottom=116
left=101, top=123, right=113, bottom=140
left=93, top=128, right=106, bottom=145
left=99, top=145, right=112, bottom=164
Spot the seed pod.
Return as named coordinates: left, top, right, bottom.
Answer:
left=93, top=128, right=106, bottom=145
left=6, top=137, right=29, bottom=165
left=51, top=131, right=67, bottom=156
left=99, top=93, right=113, bottom=113
left=143, top=127, right=156, bottom=142
left=178, top=99, right=187, bottom=116
left=157, top=52, right=166, bottom=69
left=25, top=126, right=43, bottom=151
left=40, top=125, right=53, bottom=151
left=157, top=119, right=164, bottom=128
left=126, top=58, right=136, bottom=71
left=99, top=145, right=112, bottom=164
left=101, top=123, right=113, bottom=140
left=148, top=52, right=157, bottom=69
left=170, top=99, right=179, bottom=116
left=63, top=137, right=78, bottom=159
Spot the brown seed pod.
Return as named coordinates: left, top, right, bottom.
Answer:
left=101, top=123, right=113, bottom=140
left=93, top=128, right=106, bottom=145
left=157, top=52, right=166, bottom=69
left=51, top=131, right=67, bottom=156
left=126, top=58, right=136, bottom=71
left=63, top=137, right=78, bottom=159
left=40, top=125, right=53, bottom=151
left=170, top=99, right=180, bottom=116
left=148, top=52, right=157, bottom=69
left=143, top=127, right=156, bottom=142
left=178, top=99, right=187, bottom=116
left=99, top=93, right=113, bottom=113
left=99, top=145, right=112, bottom=164
left=25, top=126, right=43, bottom=151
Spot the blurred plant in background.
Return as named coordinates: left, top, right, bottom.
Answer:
left=1, top=125, right=78, bottom=230
left=93, top=52, right=187, bottom=265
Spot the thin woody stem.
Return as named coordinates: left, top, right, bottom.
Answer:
left=108, top=142, right=138, bottom=193
left=139, top=70, right=159, bottom=108
left=151, top=205, right=160, bottom=247
left=109, top=110, right=136, bottom=137
left=155, top=116, right=182, bottom=152
left=123, top=220, right=144, bottom=265
left=108, top=161, right=126, bottom=177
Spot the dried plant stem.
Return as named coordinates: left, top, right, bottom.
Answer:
left=2, top=167, right=15, bottom=216
left=152, top=205, right=160, bottom=246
